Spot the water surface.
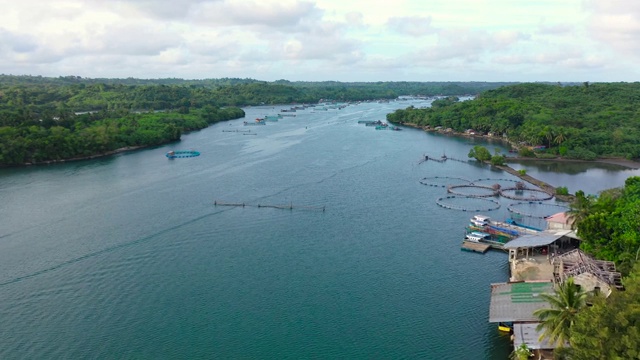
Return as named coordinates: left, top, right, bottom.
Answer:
left=1, top=100, right=622, bottom=359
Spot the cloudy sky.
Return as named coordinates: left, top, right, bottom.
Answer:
left=0, top=0, right=638, bottom=82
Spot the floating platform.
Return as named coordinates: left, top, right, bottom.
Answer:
left=264, top=115, right=281, bottom=121
left=461, top=241, right=491, bottom=254
left=166, top=150, right=200, bottom=159
left=244, top=121, right=266, bottom=126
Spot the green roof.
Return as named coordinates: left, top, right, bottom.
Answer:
left=489, top=282, right=554, bottom=322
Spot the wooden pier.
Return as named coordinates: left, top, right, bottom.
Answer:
left=461, top=241, right=491, bottom=254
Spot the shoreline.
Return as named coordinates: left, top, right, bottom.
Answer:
left=3, top=116, right=245, bottom=168
left=504, top=156, right=640, bottom=170
left=397, top=122, right=640, bottom=169
left=17, top=146, right=149, bottom=167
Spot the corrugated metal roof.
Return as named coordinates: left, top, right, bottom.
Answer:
left=503, top=232, right=565, bottom=249
left=513, top=323, right=556, bottom=349
left=489, top=282, right=554, bottom=322
left=545, top=212, right=570, bottom=224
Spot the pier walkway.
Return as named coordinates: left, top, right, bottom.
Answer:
left=461, top=241, right=491, bottom=254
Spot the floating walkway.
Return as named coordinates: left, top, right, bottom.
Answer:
left=461, top=241, right=491, bottom=254
left=214, top=200, right=325, bottom=212
left=166, top=150, right=200, bottom=159
left=420, top=154, right=468, bottom=164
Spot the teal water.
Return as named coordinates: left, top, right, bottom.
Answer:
left=0, top=100, right=606, bottom=359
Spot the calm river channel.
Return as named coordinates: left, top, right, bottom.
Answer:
left=0, top=99, right=631, bottom=359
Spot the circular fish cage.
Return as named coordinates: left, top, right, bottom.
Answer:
left=435, top=195, right=501, bottom=212
left=419, top=176, right=471, bottom=188
left=166, top=150, right=200, bottom=159
left=447, top=184, right=499, bottom=198
left=507, top=202, right=569, bottom=219
left=499, top=187, right=554, bottom=201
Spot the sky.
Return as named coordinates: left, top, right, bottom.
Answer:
left=0, top=0, right=638, bottom=82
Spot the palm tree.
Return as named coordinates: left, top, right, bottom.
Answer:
left=533, top=277, right=587, bottom=348
left=566, top=190, right=593, bottom=230
left=554, top=128, right=567, bottom=145
left=510, top=343, right=532, bottom=360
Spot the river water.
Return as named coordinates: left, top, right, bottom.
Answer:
left=0, top=100, right=626, bottom=359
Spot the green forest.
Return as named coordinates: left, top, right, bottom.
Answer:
left=525, top=177, right=640, bottom=359
left=387, top=82, right=640, bottom=160
left=0, top=75, right=511, bottom=166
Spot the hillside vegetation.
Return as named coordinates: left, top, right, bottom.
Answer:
left=387, top=82, right=640, bottom=160
left=0, top=76, right=512, bottom=166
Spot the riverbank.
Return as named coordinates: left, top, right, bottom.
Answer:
left=505, top=156, right=640, bottom=169
left=395, top=121, right=577, bottom=201
left=20, top=146, right=148, bottom=166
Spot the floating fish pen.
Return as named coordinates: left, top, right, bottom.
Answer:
left=166, top=150, right=200, bottom=159
left=222, top=129, right=252, bottom=133
left=419, top=176, right=471, bottom=188
left=448, top=184, right=499, bottom=198
left=436, top=195, right=501, bottom=212
left=357, top=120, right=378, bottom=124
left=507, top=202, right=569, bottom=219
left=471, top=178, right=524, bottom=188
left=498, top=187, right=554, bottom=201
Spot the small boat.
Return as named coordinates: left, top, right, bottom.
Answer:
left=464, top=231, right=491, bottom=243
left=166, top=150, right=200, bottom=159
left=498, top=322, right=513, bottom=333
left=470, top=215, right=491, bottom=227
left=244, top=120, right=266, bottom=126
left=365, top=120, right=383, bottom=126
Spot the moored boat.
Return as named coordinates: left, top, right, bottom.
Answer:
left=498, top=322, right=513, bottom=333
left=166, top=150, right=200, bottom=159
left=464, top=231, right=491, bottom=242
left=470, top=215, right=491, bottom=227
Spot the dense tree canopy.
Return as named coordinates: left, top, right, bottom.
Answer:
left=572, top=176, right=640, bottom=272
left=0, top=76, right=513, bottom=166
left=387, top=82, right=640, bottom=160
left=566, top=263, right=640, bottom=359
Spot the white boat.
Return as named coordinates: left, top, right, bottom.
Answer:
left=470, top=215, right=491, bottom=227
left=465, top=231, right=491, bottom=242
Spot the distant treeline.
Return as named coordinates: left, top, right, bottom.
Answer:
left=0, top=75, right=516, bottom=166
left=387, top=82, right=640, bottom=160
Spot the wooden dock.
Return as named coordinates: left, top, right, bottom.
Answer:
left=461, top=241, right=491, bottom=254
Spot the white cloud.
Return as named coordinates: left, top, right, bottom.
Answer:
left=585, top=1, right=640, bottom=59
left=386, top=16, right=435, bottom=37
left=0, top=0, right=635, bottom=81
